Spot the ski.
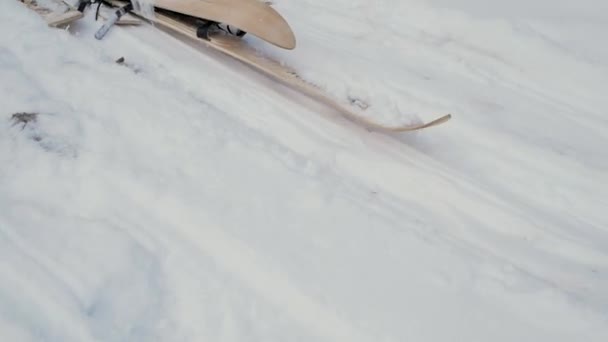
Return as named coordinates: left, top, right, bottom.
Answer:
left=150, top=0, right=296, bottom=49
left=103, top=1, right=451, bottom=132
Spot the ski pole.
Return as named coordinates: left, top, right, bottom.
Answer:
left=95, top=3, right=133, bottom=40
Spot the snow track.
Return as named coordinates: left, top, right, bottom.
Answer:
left=1, top=0, right=608, bottom=341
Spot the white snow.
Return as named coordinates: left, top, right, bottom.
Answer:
left=1, top=0, right=607, bottom=341
left=130, top=0, right=156, bottom=20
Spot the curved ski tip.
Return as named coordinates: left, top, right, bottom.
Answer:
left=271, top=20, right=296, bottom=49
left=420, top=113, right=452, bottom=128
left=266, top=31, right=296, bottom=49
left=283, top=34, right=296, bottom=50
left=432, top=113, right=452, bottom=125
left=388, top=113, right=452, bottom=132
left=272, top=29, right=295, bottom=49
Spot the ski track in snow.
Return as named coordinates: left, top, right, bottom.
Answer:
left=1, top=0, right=608, bottom=341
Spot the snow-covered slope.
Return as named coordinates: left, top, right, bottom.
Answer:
left=1, top=0, right=607, bottom=341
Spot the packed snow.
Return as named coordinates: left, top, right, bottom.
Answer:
left=1, top=0, right=607, bottom=341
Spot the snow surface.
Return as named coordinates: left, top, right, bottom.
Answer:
left=1, top=0, right=608, bottom=341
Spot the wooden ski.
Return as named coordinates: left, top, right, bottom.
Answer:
left=150, top=0, right=296, bottom=49
left=106, top=1, right=451, bottom=132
